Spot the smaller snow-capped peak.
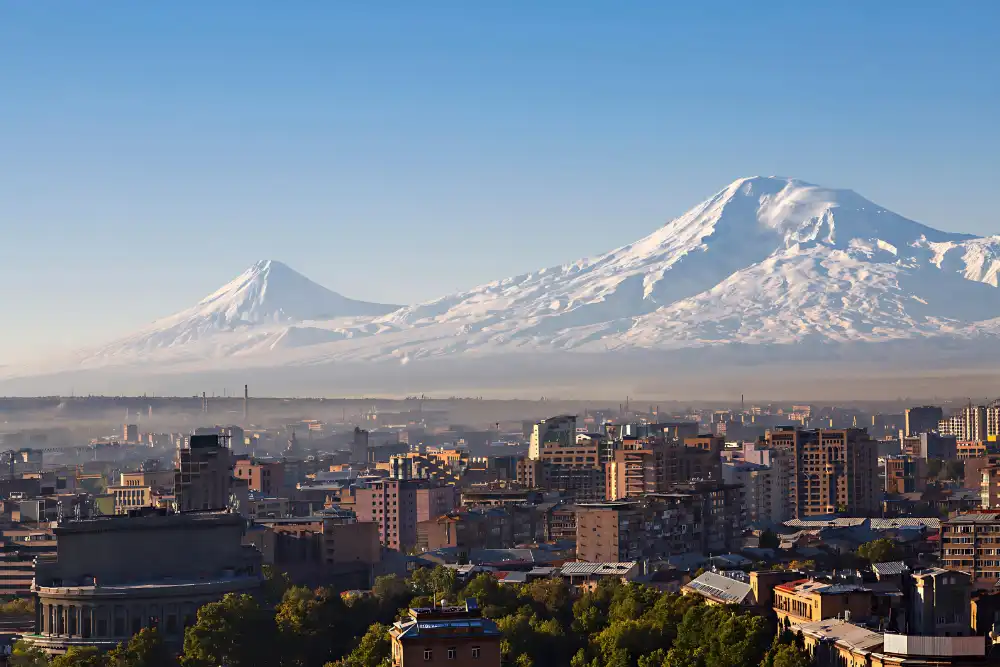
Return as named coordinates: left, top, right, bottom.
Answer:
left=190, top=259, right=398, bottom=325
left=83, top=260, right=401, bottom=359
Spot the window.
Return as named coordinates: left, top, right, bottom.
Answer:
left=424, top=649, right=433, bottom=661
left=448, top=648, right=456, bottom=660
left=472, top=647, right=481, bottom=659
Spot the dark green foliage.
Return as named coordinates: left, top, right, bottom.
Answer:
left=13, top=565, right=795, bottom=667
left=758, top=530, right=780, bottom=549
left=857, top=538, right=901, bottom=563
left=106, top=628, right=175, bottom=667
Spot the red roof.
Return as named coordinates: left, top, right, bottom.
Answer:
left=775, top=578, right=810, bottom=592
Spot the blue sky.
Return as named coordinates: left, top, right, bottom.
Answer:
left=1, top=1, right=998, bottom=362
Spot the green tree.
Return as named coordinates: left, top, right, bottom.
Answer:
left=8, top=641, right=48, bottom=667
left=409, top=567, right=457, bottom=602
left=106, top=627, right=175, bottom=667
left=51, top=646, right=104, bottom=667
left=767, top=644, right=812, bottom=667
left=759, top=530, right=780, bottom=549
left=261, top=564, right=293, bottom=604
left=276, top=586, right=353, bottom=667
left=180, top=593, right=276, bottom=667
left=325, top=622, right=391, bottom=667
left=857, top=538, right=901, bottom=563
left=0, top=598, right=35, bottom=616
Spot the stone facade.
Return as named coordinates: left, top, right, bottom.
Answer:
left=26, top=510, right=261, bottom=654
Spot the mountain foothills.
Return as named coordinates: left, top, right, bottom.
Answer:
left=7, top=176, right=1000, bottom=395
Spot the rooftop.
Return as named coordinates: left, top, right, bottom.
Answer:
left=560, top=562, right=637, bottom=577
left=871, top=561, right=908, bottom=577
left=684, top=571, right=754, bottom=604
left=794, top=619, right=883, bottom=653
left=945, top=512, right=1000, bottom=524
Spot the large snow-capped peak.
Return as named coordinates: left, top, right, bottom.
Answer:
left=383, top=176, right=971, bottom=328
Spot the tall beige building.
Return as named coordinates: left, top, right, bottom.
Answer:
left=766, top=427, right=878, bottom=518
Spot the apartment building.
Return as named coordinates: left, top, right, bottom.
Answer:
left=904, top=406, right=944, bottom=437
left=355, top=479, right=458, bottom=551
left=722, top=461, right=787, bottom=525
left=940, top=512, right=1000, bottom=582
left=605, top=436, right=722, bottom=501
left=938, top=405, right=987, bottom=442
left=766, top=427, right=878, bottom=518
left=981, top=466, right=1000, bottom=509
left=576, top=481, right=744, bottom=562
left=233, top=458, right=285, bottom=496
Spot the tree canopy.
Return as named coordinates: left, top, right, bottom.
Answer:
left=13, top=566, right=799, bottom=667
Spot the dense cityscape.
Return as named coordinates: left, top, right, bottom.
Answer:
left=0, top=395, right=992, bottom=666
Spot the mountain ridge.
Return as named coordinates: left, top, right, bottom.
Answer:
left=10, top=176, right=1000, bottom=382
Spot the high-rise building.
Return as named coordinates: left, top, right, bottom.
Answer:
left=939, top=405, right=987, bottom=442
left=528, top=415, right=577, bottom=460
left=722, top=461, right=788, bottom=525
left=355, top=479, right=458, bottom=551
left=766, top=427, right=878, bottom=518
left=576, top=481, right=744, bottom=562
left=905, top=406, right=944, bottom=437
left=122, top=424, right=139, bottom=443
left=174, top=434, right=233, bottom=512
left=605, top=436, right=722, bottom=501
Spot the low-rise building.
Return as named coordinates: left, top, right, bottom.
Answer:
left=773, top=579, right=873, bottom=626
left=682, top=571, right=755, bottom=607
left=390, top=601, right=501, bottom=667
left=940, top=512, right=1000, bottom=583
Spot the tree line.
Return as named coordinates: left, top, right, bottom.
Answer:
left=10, top=565, right=813, bottom=667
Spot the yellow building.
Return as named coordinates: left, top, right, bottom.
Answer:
left=773, top=579, right=873, bottom=626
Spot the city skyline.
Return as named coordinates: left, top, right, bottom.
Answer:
left=2, top=2, right=999, bottom=361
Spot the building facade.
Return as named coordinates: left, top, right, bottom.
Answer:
left=174, top=434, right=233, bottom=512
left=904, top=407, right=943, bottom=437
left=355, top=480, right=458, bottom=551
left=576, top=482, right=744, bottom=562
left=528, top=416, right=577, bottom=460
left=940, top=512, right=1000, bottom=583
left=766, top=428, right=878, bottom=518
left=390, top=601, right=501, bottom=667
left=27, top=511, right=261, bottom=655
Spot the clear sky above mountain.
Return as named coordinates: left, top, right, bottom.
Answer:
left=1, top=2, right=998, bottom=363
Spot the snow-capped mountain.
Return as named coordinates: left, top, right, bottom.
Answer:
left=85, top=260, right=400, bottom=362
left=369, top=176, right=1000, bottom=357
left=16, top=177, right=1000, bottom=383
